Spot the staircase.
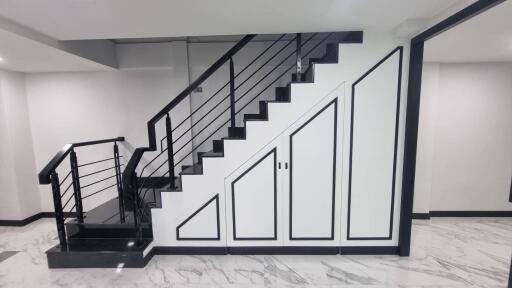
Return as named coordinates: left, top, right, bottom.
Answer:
left=39, top=31, right=364, bottom=268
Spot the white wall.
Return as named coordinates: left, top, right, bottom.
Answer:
left=414, top=62, right=512, bottom=213
left=0, top=70, right=41, bottom=220
left=25, top=42, right=194, bottom=213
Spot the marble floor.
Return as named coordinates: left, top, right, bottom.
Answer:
left=0, top=218, right=511, bottom=287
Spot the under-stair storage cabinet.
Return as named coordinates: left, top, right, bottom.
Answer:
left=225, top=97, right=340, bottom=247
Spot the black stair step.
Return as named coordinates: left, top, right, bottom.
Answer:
left=228, top=126, right=246, bottom=138
left=212, top=139, right=224, bottom=153
left=46, top=237, right=152, bottom=268
left=244, top=113, right=266, bottom=121
left=199, top=150, right=224, bottom=164
left=308, top=43, right=339, bottom=65
left=275, top=86, right=290, bottom=102
left=180, top=162, right=203, bottom=175
left=197, top=151, right=206, bottom=164
left=323, top=43, right=339, bottom=62
left=259, top=100, right=268, bottom=114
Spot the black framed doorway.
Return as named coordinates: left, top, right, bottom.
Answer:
left=397, top=0, right=507, bottom=256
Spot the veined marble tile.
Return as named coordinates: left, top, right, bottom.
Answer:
left=0, top=218, right=511, bottom=287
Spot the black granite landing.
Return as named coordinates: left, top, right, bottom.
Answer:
left=46, top=238, right=152, bottom=268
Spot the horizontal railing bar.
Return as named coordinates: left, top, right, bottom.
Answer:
left=172, top=33, right=326, bottom=167
left=78, top=157, right=117, bottom=168
left=140, top=147, right=168, bottom=176
left=233, top=33, right=333, bottom=117
left=62, top=194, right=74, bottom=210
left=38, top=137, right=125, bottom=184
left=149, top=35, right=256, bottom=127
left=73, top=137, right=125, bottom=148
left=81, top=175, right=117, bottom=189
left=169, top=36, right=296, bottom=147
left=170, top=35, right=315, bottom=158
left=59, top=171, right=72, bottom=186
left=60, top=182, right=73, bottom=199
left=122, top=35, right=257, bottom=185
left=82, top=183, right=117, bottom=200
left=166, top=34, right=288, bottom=139
left=80, top=164, right=123, bottom=179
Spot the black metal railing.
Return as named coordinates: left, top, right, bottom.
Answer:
left=122, top=32, right=358, bottom=244
left=38, top=137, right=125, bottom=247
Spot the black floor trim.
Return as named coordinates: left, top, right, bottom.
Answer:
left=339, top=246, right=399, bottom=255
left=229, top=246, right=339, bottom=255
left=153, top=246, right=228, bottom=255
left=412, top=213, right=431, bottom=220
left=412, top=211, right=512, bottom=219
left=0, top=212, right=77, bottom=226
left=430, top=211, right=512, bottom=217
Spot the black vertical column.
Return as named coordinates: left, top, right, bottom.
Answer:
left=69, top=149, right=84, bottom=223
left=229, top=57, right=236, bottom=131
left=166, top=113, right=176, bottom=189
left=296, top=33, right=302, bottom=82
left=50, top=172, right=67, bottom=247
left=113, top=142, right=126, bottom=223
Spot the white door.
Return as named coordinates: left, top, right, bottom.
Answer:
left=225, top=138, right=284, bottom=246
left=281, top=97, right=340, bottom=246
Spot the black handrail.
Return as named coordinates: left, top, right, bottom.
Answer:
left=136, top=33, right=326, bottom=197
left=38, top=137, right=125, bottom=184
left=122, top=35, right=256, bottom=187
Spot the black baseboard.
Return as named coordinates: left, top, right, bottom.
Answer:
left=339, top=246, right=399, bottom=255
left=412, top=213, right=431, bottom=220
left=149, top=246, right=398, bottom=257
left=430, top=211, right=512, bottom=217
left=412, top=211, right=512, bottom=219
left=153, top=246, right=228, bottom=255
left=229, top=246, right=339, bottom=255
left=0, top=212, right=77, bottom=226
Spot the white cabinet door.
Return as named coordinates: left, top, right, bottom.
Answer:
left=282, top=97, right=340, bottom=246
left=225, top=137, right=285, bottom=246
left=225, top=96, right=341, bottom=248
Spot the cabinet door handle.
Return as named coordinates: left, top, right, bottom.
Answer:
left=278, top=162, right=281, bottom=169
left=285, top=162, right=288, bottom=170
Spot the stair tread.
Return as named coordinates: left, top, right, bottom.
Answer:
left=201, top=151, right=224, bottom=158
left=244, top=113, right=267, bottom=121
left=180, top=163, right=203, bottom=175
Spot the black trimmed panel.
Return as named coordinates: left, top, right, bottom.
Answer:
left=289, top=98, right=338, bottom=240
left=176, top=194, right=220, bottom=241
left=232, top=148, right=277, bottom=241
left=347, top=46, right=403, bottom=241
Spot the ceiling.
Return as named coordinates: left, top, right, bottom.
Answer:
left=0, top=0, right=469, bottom=40
left=0, top=28, right=114, bottom=72
left=424, top=0, right=512, bottom=63
left=0, top=0, right=478, bottom=72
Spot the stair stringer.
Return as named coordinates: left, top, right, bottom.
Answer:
left=151, top=37, right=408, bottom=247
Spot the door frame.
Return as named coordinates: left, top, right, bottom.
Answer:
left=398, top=0, right=506, bottom=256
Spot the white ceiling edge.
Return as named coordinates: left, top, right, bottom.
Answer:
left=0, top=0, right=469, bottom=40
left=0, top=16, right=117, bottom=72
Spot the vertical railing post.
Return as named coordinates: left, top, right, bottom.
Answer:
left=296, top=33, right=302, bottom=82
left=229, top=57, right=236, bottom=130
left=131, top=171, right=142, bottom=244
left=113, top=142, right=126, bottom=223
left=166, top=113, right=176, bottom=189
left=69, top=149, right=84, bottom=223
left=50, top=171, right=67, bottom=247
